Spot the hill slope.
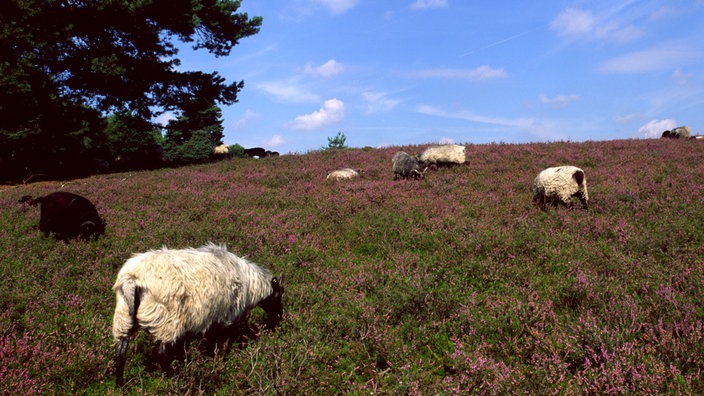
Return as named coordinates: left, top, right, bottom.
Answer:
left=2, top=139, right=704, bottom=394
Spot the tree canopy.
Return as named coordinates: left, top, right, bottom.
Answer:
left=323, top=131, right=348, bottom=150
left=0, top=0, right=261, bottom=181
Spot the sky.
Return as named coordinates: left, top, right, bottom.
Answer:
left=173, top=0, right=704, bottom=154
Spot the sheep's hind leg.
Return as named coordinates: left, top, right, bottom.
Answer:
left=115, top=336, right=129, bottom=387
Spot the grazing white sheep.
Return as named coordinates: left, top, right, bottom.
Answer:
left=392, top=151, right=426, bottom=180
left=213, top=144, right=230, bottom=155
left=112, top=243, right=284, bottom=387
left=661, top=126, right=691, bottom=139
left=326, top=168, right=361, bottom=181
left=420, top=144, right=466, bottom=167
left=532, top=166, right=589, bottom=210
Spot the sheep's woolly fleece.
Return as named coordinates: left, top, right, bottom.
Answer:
left=532, top=166, right=589, bottom=207
left=213, top=144, right=229, bottom=154
left=420, top=144, right=466, bottom=165
left=326, top=168, right=359, bottom=181
left=112, top=243, right=275, bottom=344
left=392, top=151, right=424, bottom=180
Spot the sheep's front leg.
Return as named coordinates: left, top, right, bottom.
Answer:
left=157, top=342, right=173, bottom=375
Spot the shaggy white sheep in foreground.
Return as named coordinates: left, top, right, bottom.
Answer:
left=112, top=243, right=284, bottom=387
left=326, top=168, right=361, bottom=181
left=420, top=144, right=466, bottom=166
left=532, top=166, right=589, bottom=210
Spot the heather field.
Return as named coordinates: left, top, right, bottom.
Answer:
left=2, top=139, right=704, bottom=395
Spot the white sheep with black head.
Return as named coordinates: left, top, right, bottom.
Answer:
left=112, top=243, right=284, bottom=387
left=532, top=165, right=589, bottom=210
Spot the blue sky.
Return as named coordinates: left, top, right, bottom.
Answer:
left=174, top=0, right=704, bottom=154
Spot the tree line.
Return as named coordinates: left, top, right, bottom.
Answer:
left=0, top=0, right=262, bottom=182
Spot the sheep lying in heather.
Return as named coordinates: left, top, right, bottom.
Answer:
left=420, top=144, right=466, bottom=167
left=326, top=168, right=361, bottom=181
left=532, top=166, right=589, bottom=210
left=392, top=151, right=426, bottom=180
left=20, top=191, right=105, bottom=240
left=112, top=243, right=284, bottom=387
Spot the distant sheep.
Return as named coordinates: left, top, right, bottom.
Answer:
left=326, top=168, right=361, bottom=181
left=213, top=144, right=230, bottom=155
left=21, top=191, right=105, bottom=240
left=661, top=126, right=691, bottom=139
left=244, top=147, right=267, bottom=158
left=392, top=151, right=426, bottom=180
left=420, top=144, right=466, bottom=167
left=112, top=243, right=284, bottom=387
left=532, top=166, right=589, bottom=210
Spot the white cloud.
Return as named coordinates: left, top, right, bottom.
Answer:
left=550, top=7, right=642, bottom=43
left=639, top=119, right=676, bottom=138
left=256, top=80, right=320, bottom=103
left=264, top=134, right=285, bottom=147
left=410, top=0, right=448, bottom=10
left=650, top=6, right=676, bottom=21
left=410, top=65, right=507, bottom=81
left=232, top=109, right=260, bottom=129
left=614, top=113, right=639, bottom=123
left=438, top=137, right=455, bottom=144
left=313, top=0, right=359, bottom=15
left=672, top=67, right=694, bottom=86
left=597, top=43, right=703, bottom=73
left=539, top=94, right=580, bottom=107
left=287, top=99, right=345, bottom=130
left=304, top=59, right=345, bottom=78
left=416, top=105, right=531, bottom=129
left=416, top=105, right=564, bottom=140
left=595, top=23, right=643, bottom=44
left=550, top=8, right=596, bottom=36
left=362, top=91, right=402, bottom=114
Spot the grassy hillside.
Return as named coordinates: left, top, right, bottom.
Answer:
left=2, top=139, right=704, bottom=394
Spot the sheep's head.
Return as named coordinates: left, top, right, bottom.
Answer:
left=80, top=219, right=106, bottom=240
left=411, top=166, right=428, bottom=180
left=258, top=274, right=285, bottom=329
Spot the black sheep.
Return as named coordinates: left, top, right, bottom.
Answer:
left=22, top=192, right=106, bottom=240
left=244, top=147, right=268, bottom=158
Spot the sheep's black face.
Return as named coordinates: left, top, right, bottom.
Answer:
left=258, top=274, right=285, bottom=329
left=80, top=219, right=106, bottom=240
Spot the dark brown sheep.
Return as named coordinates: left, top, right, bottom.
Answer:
left=22, top=192, right=106, bottom=240
left=244, top=147, right=268, bottom=158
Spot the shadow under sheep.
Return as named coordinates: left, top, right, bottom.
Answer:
left=133, top=316, right=276, bottom=378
